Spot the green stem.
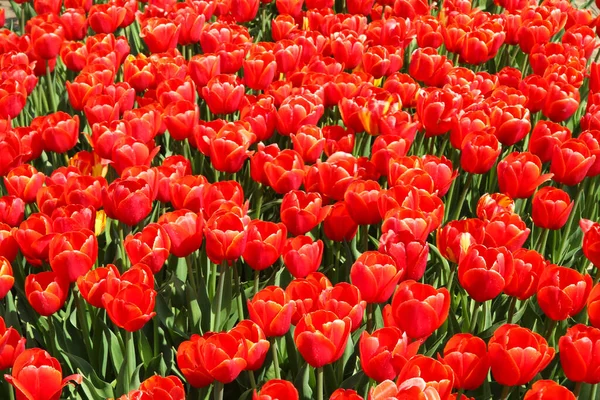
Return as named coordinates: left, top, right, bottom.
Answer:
left=575, top=382, right=583, bottom=398
left=186, top=255, right=198, bottom=293
left=558, top=184, right=584, bottom=263
left=316, top=367, right=324, bottom=400
left=507, top=296, right=518, bottom=324
left=271, top=337, right=281, bottom=379
left=248, top=370, right=257, bottom=390
left=469, top=301, right=482, bottom=334
left=232, top=262, right=244, bottom=320
left=361, top=224, right=369, bottom=253
left=366, top=303, right=374, bottom=332
left=254, top=269, right=260, bottom=295
left=590, top=383, right=598, bottom=399
left=75, top=290, right=94, bottom=366
left=124, top=330, right=135, bottom=393
left=536, top=228, right=550, bottom=258
left=253, top=185, right=264, bottom=219
left=451, top=173, right=473, bottom=221
left=213, top=262, right=227, bottom=331
left=213, top=381, right=224, bottom=400
left=46, top=61, right=57, bottom=112
left=209, top=261, right=217, bottom=300
left=501, top=385, right=512, bottom=400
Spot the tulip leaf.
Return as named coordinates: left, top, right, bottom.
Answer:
left=294, top=362, right=313, bottom=400
left=340, top=371, right=367, bottom=390
left=63, top=352, right=115, bottom=399
left=136, top=329, right=154, bottom=368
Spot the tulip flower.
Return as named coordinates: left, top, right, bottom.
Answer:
left=550, top=139, right=596, bottom=186
left=438, top=333, right=489, bottom=390
left=350, top=251, right=404, bottom=304
left=242, top=220, right=287, bottom=271
left=537, top=265, right=592, bottom=321
left=396, top=355, right=454, bottom=400
left=458, top=244, right=514, bottom=303
left=137, top=375, right=186, bottom=399
left=4, top=348, right=82, bottom=399
left=294, top=310, right=351, bottom=368
left=76, top=264, right=120, bottom=308
left=497, top=152, right=553, bottom=199
left=280, top=190, right=330, bottom=236
left=558, top=324, right=600, bottom=384
left=25, top=271, right=70, bottom=316
left=200, top=332, right=247, bottom=383
left=158, top=210, right=204, bottom=258
left=286, top=278, right=322, bottom=326
left=488, top=324, right=555, bottom=386
left=124, top=223, right=171, bottom=274
left=229, top=320, right=270, bottom=371
left=248, top=286, right=296, bottom=337
left=0, top=316, right=26, bottom=370
left=323, top=202, right=359, bottom=242
left=503, top=249, right=547, bottom=301
left=319, top=283, right=366, bottom=332
left=283, top=235, right=324, bottom=278
left=49, top=229, right=98, bottom=283
left=204, top=207, right=250, bottom=265
left=359, top=326, right=420, bottom=382
left=176, top=333, right=215, bottom=388
left=531, top=187, right=574, bottom=230
left=330, top=389, right=364, bottom=400
left=523, top=380, right=576, bottom=400
left=436, top=218, right=486, bottom=264
left=0, top=256, right=14, bottom=300
left=253, top=379, right=299, bottom=400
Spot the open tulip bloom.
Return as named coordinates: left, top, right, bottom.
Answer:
left=1, top=0, right=600, bottom=399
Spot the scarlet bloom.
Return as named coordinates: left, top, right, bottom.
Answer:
left=248, top=286, right=296, bottom=337
left=529, top=120, right=571, bottom=163
left=369, top=379, right=442, bottom=400
left=416, top=87, right=463, bottom=137
left=4, top=164, right=45, bottom=204
left=291, top=124, right=326, bottom=164
left=201, top=74, right=246, bottom=115
left=124, top=223, right=171, bottom=274
left=550, top=138, right=596, bottom=186
left=0, top=195, right=25, bottom=227
left=523, top=380, right=576, bottom=400
left=294, top=310, right=351, bottom=368
left=4, top=348, right=82, bottom=399
left=76, top=264, right=120, bottom=308
left=438, top=333, right=489, bottom=391
left=103, top=178, right=154, bottom=227
left=0, top=257, right=14, bottom=300
left=536, top=265, right=592, bottom=321
left=244, top=52, right=277, bottom=91
left=25, top=271, right=70, bottom=316
left=15, top=212, right=56, bottom=266
left=169, top=175, right=208, bottom=214
left=497, top=152, right=553, bottom=199
left=229, top=320, right=270, bottom=371
left=253, top=379, right=299, bottom=400
left=503, top=249, right=547, bottom=300
left=140, top=17, right=181, bottom=53
left=531, top=187, right=574, bottom=230
left=436, top=219, right=486, bottom=264
left=330, top=389, right=363, bottom=400
left=276, top=94, right=324, bottom=136
left=137, top=375, right=186, bottom=400
left=581, top=219, right=600, bottom=267
left=396, top=355, right=454, bottom=400
left=558, top=324, right=600, bottom=384
left=40, top=112, right=80, bottom=153
left=49, top=229, right=98, bottom=283
left=264, top=149, right=305, bottom=194
left=460, top=133, right=501, bottom=175
left=176, top=334, right=214, bottom=388
left=242, top=220, right=287, bottom=271
left=283, top=235, right=324, bottom=278
left=344, top=180, right=382, bottom=226
left=319, top=282, right=366, bottom=332
left=488, top=324, right=555, bottom=386
left=200, top=332, right=247, bottom=383
left=388, top=280, right=450, bottom=340
left=204, top=208, right=250, bottom=264
left=0, top=316, right=26, bottom=370
left=209, top=122, right=256, bottom=174
left=359, top=326, right=421, bottom=382
left=280, top=190, right=330, bottom=236
left=0, top=223, right=17, bottom=263
left=158, top=210, right=204, bottom=258
left=102, top=278, right=157, bottom=332
left=351, top=251, right=403, bottom=304
left=458, top=245, right=514, bottom=303
left=323, top=202, right=358, bottom=242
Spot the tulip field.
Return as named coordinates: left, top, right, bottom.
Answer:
left=2, top=0, right=600, bottom=398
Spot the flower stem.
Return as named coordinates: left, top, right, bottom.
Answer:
left=46, top=61, right=57, bottom=112
left=213, top=262, right=226, bottom=331
left=124, top=329, right=135, bottom=393
left=507, top=296, right=517, bottom=324
left=469, top=301, right=482, bottom=334
left=213, top=381, right=224, bottom=400
left=317, top=367, right=324, bottom=400
left=254, top=269, right=260, bottom=295
left=271, top=337, right=281, bottom=379
left=451, top=173, right=473, bottom=222
left=575, top=382, right=583, bottom=398
left=366, top=303, right=374, bottom=332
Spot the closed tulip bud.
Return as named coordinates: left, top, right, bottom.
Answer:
left=4, top=164, right=45, bottom=204
left=504, top=248, right=547, bottom=300
left=458, top=244, right=514, bottom=302
left=253, top=379, right=299, bottom=400
left=242, top=220, right=287, bottom=271
left=49, top=229, right=98, bottom=283
left=0, top=316, right=26, bottom=370
left=204, top=208, right=250, bottom=264
left=283, top=235, right=323, bottom=278
left=158, top=210, right=204, bottom=258
left=102, top=280, right=157, bottom=332
left=389, top=280, right=450, bottom=340
left=280, top=190, right=330, bottom=236
left=41, top=111, right=80, bottom=154
left=551, top=138, right=596, bottom=186
left=25, top=271, right=70, bottom=316
left=4, top=349, right=82, bottom=399
left=351, top=251, right=403, bottom=304
left=0, top=223, right=18, bottom=263
left=30, top=22, right=64, bottom=60
left=229, top=320, right=270, bottom=371
left=16, top=213, right=56, bottom=266
left=531, top=187, right=573, bottom=230
left=248, top=286, right=296, bottom=337
left=323, top=202, right=358, bottom=242
left=319, top=283, right=366, bottom=332
left=176, top=333, right=214, bottom=388
left=460, top=132, right=501, bottom=175
left=244, top=52, right=277, bottom=91
left=276, top=94, right=324, bottom=136
left=438, top=333, right=489, bottom=390
left=523, top=380, right=576, bottom=400
left=294, top=310, right=351, bottom=368
left=76, top=264, right=120, bottom=308
left=537, top=265, right=592, bottom=321
left=558, top=324, right=600, bottom=384
left=488, top=324, right=555, bottom=386
left=124, top=223, right=171, bottom=274
left=359, top=327, right=421, bottom=382
left=163, top=100, right=200, bottom=141
left=292, top=124, right=326, bottom=164
left=497, top=152, right=553, bottom=199
left=543, top=81, right=580, bottom=122
left=396, top=356, right=454, bottom=400
left=0, top=257, right=14, bottom=300
left=169, top=175, right=209, bottom=214
left=140, top=18, right=181, bottom=54
left=209, top=122, right=257, bottom=174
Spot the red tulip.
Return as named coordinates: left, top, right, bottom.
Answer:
left=319, top=282, right=366, bottom=332
left=0, top=257, right=14, bottom=300
left=209, top=122, right=257, bottom=174
left=0, top=316, right=26, bottom=370
left=359, top=326, right=421, bottom=382
left=436, top=219, right=486, bottom=264
left=4, top=164, right=45, bottom=204
left=497, top=152, right=553, bottom=199
left=523, top=380, right=576, bottom=400
left=323, top=202, right=359, bottom=242
left=140, top=18, right=180, bottom=53
left=458, top=244, right=514, bottom=303
left=344, top=180, right=382, bottom=226
left=103, top=178, right=154, bottom=227
left=76, top=264, right=120, bottom=308
left=176, top=333, right=214, bottom=388
left=558, top=324, right=600, bottom=384
left=264, top=149, right=305, bottom=194
left=248, top=286, right=296, bottom=337
left=201, top=74, right=245, bottom=115
left=253, top=379, right=299, bottom=400
left=229, top=320, right=270, bottom=371
left=396, top=356, right=454, bottom=400
left=124, top=223, right=171, bottom=274
left=483, top=212, right=530, bottom=252
left=102, top=278, right=157, bottom=332
left=460, top=132, right=501, bottom=175
left=551, top=138, right=596, bottom=186
left=531, top=187, right=574, bottom=230
left=204, top=207, right=250, bottom=264
left=388, top=280, right=450, bottom=340
left=291, top=124, right=326, bottom=164
left=488, top=324, right=555, bottom=386
left=503, top=248, right=547, bottom=300
left=438, top=333, right=489, bottom=390
left=242, top=220, right=287, bottom=271
left=330, top=389, right=363, bottom=400
left=158, top=210, right=204, bottom=258
left=351, top=251, right=403, bottom=304
left=283, top=235, right=324, bottom=279
left=537, top=265, right=592, bottom=321
left=137, top=375, right=185, bottom=400
left=15, top=213, right=56, bottom=266
left=528, top=120, right=571, bottom=163
left=25, top=271, right=70, bottom=316
left=49, top=229, right=98, bottom=283
left=294, top=310, right=351, bottom=368
left=4, top=348, right=82, bottom=400
left=200, top=332, right=247, bottom=383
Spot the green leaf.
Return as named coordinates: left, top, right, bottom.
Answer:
left=295, top=362, right=313, bottom=400
left=63, top=352, right=114, bottom=399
